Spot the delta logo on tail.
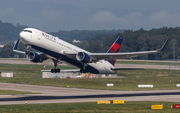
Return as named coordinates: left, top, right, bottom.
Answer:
left=107, top=36, right=123, bottom=66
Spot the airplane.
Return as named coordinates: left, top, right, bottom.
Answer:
left=13, top=28, right=168, bottom=74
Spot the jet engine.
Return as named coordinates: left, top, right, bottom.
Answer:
left=26, top=51, right=42, bottom=63
left=76, top=52, right=91, bottom=63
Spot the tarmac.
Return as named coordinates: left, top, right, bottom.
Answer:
left=115, top=64, right=170, bottom=70
left=0, top=82, right=180, bottom=105
left=0, top=59, right=173, bottom=70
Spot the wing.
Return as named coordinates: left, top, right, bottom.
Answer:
left=89, top=39, right=169, bottom=61
left=64, top=39, right=168, bottom=62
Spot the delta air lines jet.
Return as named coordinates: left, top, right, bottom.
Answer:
left=13, top=28, right=168, bottom=74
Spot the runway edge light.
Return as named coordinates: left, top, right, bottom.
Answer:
left=171, top=104, right=180, bottom=109
left=97, top=100, right=110, bottom=104
left=151, top=104, right=163, bottom=109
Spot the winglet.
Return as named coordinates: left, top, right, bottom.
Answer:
left=158, top=39, right=169, bottom=51
left=13, top=39, right=20, bottom=50
left=13, top=39, right=26, bottom=54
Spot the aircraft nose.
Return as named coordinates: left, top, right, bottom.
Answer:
left=19, top=31, right=25, bottom=39
left=19, top=31, right=29, bottom=43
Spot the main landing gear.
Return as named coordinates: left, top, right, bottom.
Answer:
left=51, top=59, right=60, bottom=73
left=80, top=63, right=87, bottom=73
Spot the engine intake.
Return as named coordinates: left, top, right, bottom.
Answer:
left=26, top=51, right=42, bottom=63
left=76, top=52, right=91, bottom=63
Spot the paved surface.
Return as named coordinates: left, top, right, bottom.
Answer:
left=0, top=83, right=180, bottom=105
left=0, top=59, right=173, bottom=70
left=0, top=59, right=171, bottom=70
left=115, top=64, right=170, bottom=70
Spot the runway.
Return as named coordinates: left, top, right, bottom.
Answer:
left=0, top=82, right=180, bottom=105
left=0, top=59, right=170, bottom=69
left=115, top=64, right=170, bottom=70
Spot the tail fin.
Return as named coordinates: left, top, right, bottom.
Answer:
left=107, top=36, right=123, bottom=66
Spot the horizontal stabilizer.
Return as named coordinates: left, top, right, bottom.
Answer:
left=111, top=68, right=145, bottom=70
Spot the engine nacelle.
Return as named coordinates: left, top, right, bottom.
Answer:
left=76, top=52, right=91, bottom=63
left=26, top=51, right=42, bottom=63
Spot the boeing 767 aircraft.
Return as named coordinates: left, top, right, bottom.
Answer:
left=13, top=28, right=168, bottom=74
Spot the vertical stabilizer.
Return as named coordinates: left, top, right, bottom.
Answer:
left=107, top=36, right=123, bottom=66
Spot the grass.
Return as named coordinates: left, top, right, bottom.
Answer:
left=0, top=101, right=179, bottom=112
left=0, top=90, right=39, bottom=95
left=0, top=63, right=180, bottom=91
left=0, top=63, right=180, bottom=112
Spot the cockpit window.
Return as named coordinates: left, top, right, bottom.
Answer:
left=23, top=30, right=32, bottom=33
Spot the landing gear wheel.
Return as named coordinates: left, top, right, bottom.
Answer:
left=80, top=63, right=87, bottom=73
left=54, top=69, right=57, bottom=73
left=51, top=68, right=60, bottom=73
left=51, top=69, right=54, bottom=73
left=80, top=69, right=85, bottom=73
left=80, top=66, right=87, bottom=73
left=57, top=68, right=60, bottom=73
left=51, top=59, right=61, bottom=73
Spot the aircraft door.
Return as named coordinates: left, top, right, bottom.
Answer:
left=30, top=34, right=32, bottom=39
left=27, top=32, right=32, bottom=41
left=29, top=31, right=32, bottom=40
left=37, top=32, right=41, bottom=40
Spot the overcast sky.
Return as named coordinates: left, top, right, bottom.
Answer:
left=0, top=0, right=180, bottom=32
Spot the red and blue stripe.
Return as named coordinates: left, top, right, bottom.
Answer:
left=107, top=36, right=123, bottom=66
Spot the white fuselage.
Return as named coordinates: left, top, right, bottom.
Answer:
left=20, top=28, right=117, bottom=74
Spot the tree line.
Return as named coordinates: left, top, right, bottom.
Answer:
left=0, top=20, right=179, bottom=60
left=73, top=27, right=179, bottom=60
